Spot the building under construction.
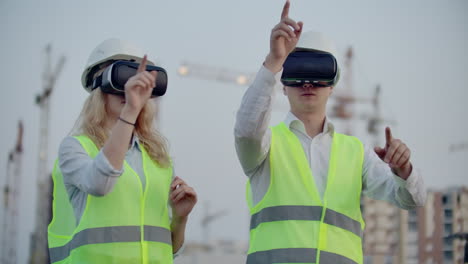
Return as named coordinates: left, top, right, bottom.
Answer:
left=362, top=187, right=468, bottom=264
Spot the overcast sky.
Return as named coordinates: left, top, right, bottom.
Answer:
left=1, top=0, right=467, bottom=263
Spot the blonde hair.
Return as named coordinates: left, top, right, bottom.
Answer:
left=73, top=89, right=170, bottom=167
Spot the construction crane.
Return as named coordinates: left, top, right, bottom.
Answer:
left=177, top=47, right=388, bottom=137
left=359, top=84, right=397, bottom=147
left=200, top=201, right=228, bottom=249
left=29, top=44, right=65, bottom=264
left=328, top=48, right=395, bottom=141
left=1, top=121, right=23, bottom=264
left=178, top=61, right=255, bottom=86
left=329, top=47, right=358, bottom=134
left=449, top=142, right=468, bottom=153
left=178, top=46, right=402, bottom=260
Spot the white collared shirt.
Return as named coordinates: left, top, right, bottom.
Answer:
left=234, top=65, right=426, bottom=208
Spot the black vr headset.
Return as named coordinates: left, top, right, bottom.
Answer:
left=281, top=50, right=340, bottom=88
left=92, top=60, right=168, bottom=97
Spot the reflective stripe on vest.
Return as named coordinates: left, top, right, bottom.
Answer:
left=246, top=123, right=365, bottom=264
left=49, top=225, right=171, bottom=263
left=246, top=248, right=357, bottom=264
left=48, top=135, right=174, bottom=263
left=250, top=205, right=363, bottom=237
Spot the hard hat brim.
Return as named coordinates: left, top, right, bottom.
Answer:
left=81, top=54, right=155, bottom=92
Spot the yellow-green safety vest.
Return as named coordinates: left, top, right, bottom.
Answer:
left=246, top=122, right=365, bottom=264
left=48, top=135, right=174, bottom=264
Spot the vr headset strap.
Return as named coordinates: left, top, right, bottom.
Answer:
left=92, top=75, right=103, bottom=90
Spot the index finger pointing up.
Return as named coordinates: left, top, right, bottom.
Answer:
left=281, top=0, right=290, bottom=20
left=137, top=55, right=148, bottom=73
left=385, top=127, right=393, bottom=146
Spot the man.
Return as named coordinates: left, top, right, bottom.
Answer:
left=234, top=1, right=426, bottom=264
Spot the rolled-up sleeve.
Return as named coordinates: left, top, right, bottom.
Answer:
left=58, top=136, right=123, bottom=196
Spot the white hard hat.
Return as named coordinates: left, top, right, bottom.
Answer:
left=294, top=31, right=341, bottom=86
left=296, top=31, right=338, bottom=57
left=81, top=38, right=154, bottom=92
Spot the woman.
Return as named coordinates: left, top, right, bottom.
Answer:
left=48, top=38, right=197, bottom=263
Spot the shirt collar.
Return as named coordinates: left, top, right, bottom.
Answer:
left=130, top=134, right=142, bottom=151
left=284, top=111, right=335, bottom=137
